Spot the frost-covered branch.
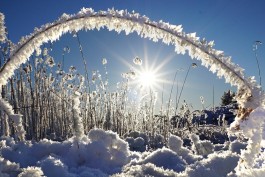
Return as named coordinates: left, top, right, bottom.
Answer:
left=0, top=12, right=7, bottom=43
left=0, top=8, right=262, bottom=111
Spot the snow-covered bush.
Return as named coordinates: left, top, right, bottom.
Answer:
left=149, top=134, right=165, bottom=150
left=126, top=136, right=146, bottom=152
left=124, top=131, right=149, bottom=152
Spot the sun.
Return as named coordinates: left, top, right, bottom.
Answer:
left=138, top=70, right=157, bottom=89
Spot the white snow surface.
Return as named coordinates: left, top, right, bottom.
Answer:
left=0, top=128, right=263, bottom=177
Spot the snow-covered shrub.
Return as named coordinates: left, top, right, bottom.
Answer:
left=124, top=131, right=149, bottom=151
left=190, top=134, right=214, bottom=157
left=197, top=127, right=229, bottom=144
left=125, top=137, right=146, bottom=152
left=192, top=105, right=236, bottom=126
left=149, top=134, right=164, bottom=150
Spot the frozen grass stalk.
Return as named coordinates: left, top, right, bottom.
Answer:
left=253, top=41, right=262, bottom=86
left=176, top=63, right=197, bottom=113
left=72, top=91, right=84, bottom=140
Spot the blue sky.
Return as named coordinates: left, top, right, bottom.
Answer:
left=0, top=0, right=265, bottom=110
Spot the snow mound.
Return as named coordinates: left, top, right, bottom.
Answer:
left=169, top=134, right=201, bottom=164
left=182, top=151, right=239, bottom=177
left=135, top=147, right=187, bottom=172
left=0, top=129, right=131, bottom=176
left=114, top=163, right=179, bottom=177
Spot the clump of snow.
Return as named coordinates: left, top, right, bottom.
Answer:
left=135, top=147, right=187, bottom=172
left=229, top=139, right=247, bottom=154
left=87, top=129, right=131, bottom=170
left=38, top=155, right=68, bottom=177
left=114, top=163, right=179, bottom=177
left=168, top=134, right=201, bottom=164
left=18, top=167, right=44, bottom=177
left=190, top=134, right=214, bottom=157
left=181, top=151, right=239, bottom=177
left=0, top=156, right=20, bottom=177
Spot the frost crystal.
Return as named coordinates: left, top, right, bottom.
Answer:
left=133, top=56, right=142, bottom=65
left=63, top=46, right=70, bottom=53
left=102, top=58, right=107, bottom=65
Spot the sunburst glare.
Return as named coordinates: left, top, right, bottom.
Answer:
left=138, top=70, right=157, bottom=89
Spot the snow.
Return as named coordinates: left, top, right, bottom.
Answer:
left=135, top=147, right=187, bottom=172
left=0, top=129, right=131, bottom=176
left=1, top=128, right=261, bottom=176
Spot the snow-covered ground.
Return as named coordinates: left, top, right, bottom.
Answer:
left=0, top=128, right=262, bottom=177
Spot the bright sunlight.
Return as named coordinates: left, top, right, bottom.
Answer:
left=138, top=70, right=157, bottom=89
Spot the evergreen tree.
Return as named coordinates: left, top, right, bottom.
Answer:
left=221, top=90, right=236, bottom=106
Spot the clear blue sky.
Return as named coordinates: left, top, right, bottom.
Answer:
left=1, top=0, right=265, bottom=110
